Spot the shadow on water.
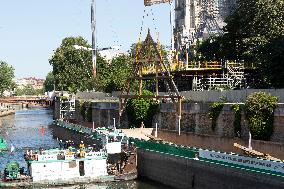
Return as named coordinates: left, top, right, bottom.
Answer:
left=0, top=108, right=172, bottom=189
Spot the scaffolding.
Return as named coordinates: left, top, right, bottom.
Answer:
left=192, top=60, right=245, bottom=91
left=119, top=29, right=183, bottom=134
left=59, top=98, right=76, bottom=120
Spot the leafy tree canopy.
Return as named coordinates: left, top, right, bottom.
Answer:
left=95, top=54, right=133, bottom=93
left=15, top=84, right=43, bottom=96
left=196, top=0, right=284, bottom=87
left=43, top=71, right=55, bottom=92
left=126, top=90, right=158, bottom=128
left=49, top=36, right=94, bottom=93
left=0, top=61, right=15, bottom=96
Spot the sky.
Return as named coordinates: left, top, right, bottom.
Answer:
left=0, top=0, right=172, bottom=79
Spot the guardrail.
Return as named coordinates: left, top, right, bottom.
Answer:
left=54, top=120, right=93, bottom=135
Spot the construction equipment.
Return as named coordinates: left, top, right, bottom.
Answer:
left=144, top=0, right=171, bottom=6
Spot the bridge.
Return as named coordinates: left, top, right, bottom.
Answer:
left=0, top=96, right=53, bottom=107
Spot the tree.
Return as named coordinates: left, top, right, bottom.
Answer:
left=126, top=90, right=158, bottom=128
left=197, top=0, right=284, bottom=87
left=259, top=36, right=284, bottom=88
left=245, top=92, right=279, bottom=140
left=15, top=84, right=43, bottom=96
left=43, top=72, right=55, bottom=92
left=49, top=36, right=94, bottom=93
left=0, top=61, right=15, bottom=96
left=95, top=54, right=133, bottom=93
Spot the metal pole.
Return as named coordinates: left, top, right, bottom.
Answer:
left=178, top=116, right=181, bottom=136
left=248, top=132, right=252, bottom=150
left=155, top=123, right=158, bottom=138
left=113, top=118, right=116, bottom=131
left=91, top=0, right=97, bottom=78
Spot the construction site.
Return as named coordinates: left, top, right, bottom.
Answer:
left=136, top=0, right=254, bottom=92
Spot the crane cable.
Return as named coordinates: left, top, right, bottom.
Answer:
left=136, top=8, right=147, bottom=63
left=105, top=0, right=119, bottom=46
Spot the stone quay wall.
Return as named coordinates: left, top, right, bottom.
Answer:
left=137, top=149, right=284, bottom=189
left=155, top=103, right=284, bottom=143
left=54, top=100, right=284, bottom=143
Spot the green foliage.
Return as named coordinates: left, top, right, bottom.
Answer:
left=60, top=96, right=68, bottom=102
left=126, top=90, right=158, bottom=128
left=15, top=84, right=43, bottom=96
left=95, top=54, right=133, bottom=93
left=231, top=103, right=241, bottom=137
left=43, top=72, right=54, bottom=92
left=49, top=36, right=94, bottom=93
left=0, top=61, right=15, bottom=96
left=245, top=92, right=279, bottom=140
left=258, top=36, right=284, bottom=88
left=196, top=0, right=284, bottom=87
left=209, top=102, right=224, bottom=131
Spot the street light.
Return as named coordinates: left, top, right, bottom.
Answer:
left=73, top=45, right=121, bottom=51
left=73, top=44, right=122, bottom=78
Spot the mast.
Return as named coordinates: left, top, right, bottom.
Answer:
left=91, top=0, right=97, bottom=78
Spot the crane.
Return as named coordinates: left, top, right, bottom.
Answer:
left=91, top=0, right=174, bottom=78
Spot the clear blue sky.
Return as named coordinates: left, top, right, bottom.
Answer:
left=0, top=0, right=172, bottom=78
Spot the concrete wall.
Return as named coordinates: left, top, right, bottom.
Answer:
left=137, top=149, right=284, bottom=189
left=76, top=89, right=284, bottom=102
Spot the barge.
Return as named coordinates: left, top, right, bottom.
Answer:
left=0, top=121, right=137, bottom=187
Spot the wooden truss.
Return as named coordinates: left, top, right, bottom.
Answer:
left=119, top=29, right=183, bottom=124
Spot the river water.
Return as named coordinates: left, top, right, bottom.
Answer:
left=0, top=108, right=170, bottom=189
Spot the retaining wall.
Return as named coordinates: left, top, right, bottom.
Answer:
left=137, top=149, right=284, bottom=189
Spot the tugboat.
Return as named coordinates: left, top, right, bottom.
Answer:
left=0, top=123, right=137, bottom=187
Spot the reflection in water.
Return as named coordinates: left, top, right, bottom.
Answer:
left=0, top=108, right=170, bottom=189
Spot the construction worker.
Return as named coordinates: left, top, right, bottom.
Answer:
left=79, top=141, right=85, bottom=158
